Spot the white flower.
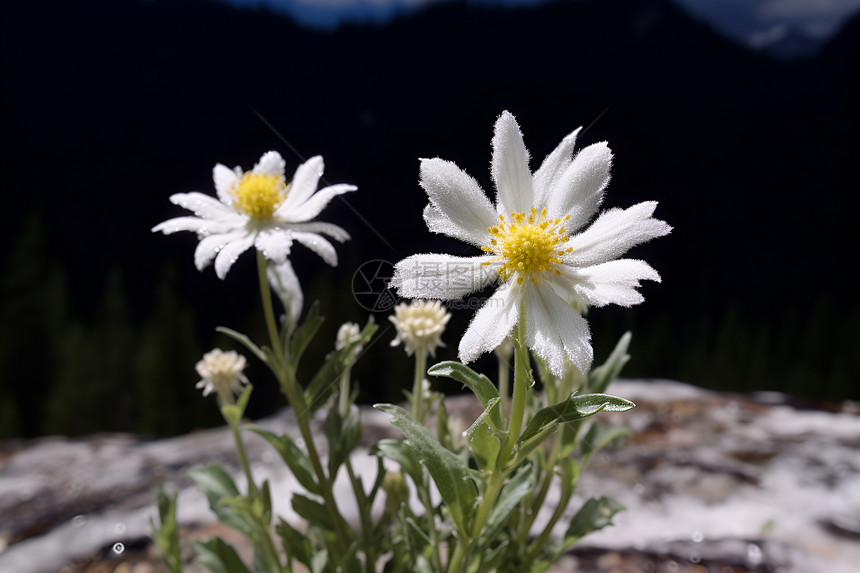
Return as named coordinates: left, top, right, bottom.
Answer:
left=390, top=111, right=671, bottom=376
left=336, top=321, right=364, bottom=358
left=152, top=151, right=355, bottom=279
left=195, top=349, right=249, bottom=402
left=389, top=300, right=451, bottom=357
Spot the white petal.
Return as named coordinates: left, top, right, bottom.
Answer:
left=458, top=281, right=521, bottom=364
left=194, top=231, right=242, bottom=272
left=267, top=259, right=303, bottom=330
left=565, top=201, right=672, bottom=268
left=214, top=232, right=256, bottom=279
left=169, top=192, right=239, bottom=220
left=548, top=142, right=612, bottom=232
left=491, top=111, right=533, bottom=214
left=278, top=184, right=356, bottom=223
left=213, top=163, right=239, bottom=205
left=390, top=254, right=499, bottom=300
left=281, top=155, right=324, bottom=211
left=419, top=158, right=497, bottom=246
left=253, top=151, right=286, bottom=176
left=286, top=221, right=350, bottom=242
left=551, top=259, right=660, bottom=308
left=423, top=204, right=493, bottom=248
left=524, top=285, right=592, bottom=376
left=152, top=216, right=238, bottom=236
left=255, top=228, right=293, bottom=264
left=293, top=231, right=338, bottom=266
left=532, top=127, right=580, bottom=207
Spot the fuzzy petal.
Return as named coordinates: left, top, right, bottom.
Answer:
left=550, top=259, right=660, bottom=308
left=548, top=142, right=612, bottom=232
left=279, top=184, right=356, bottom=223
left=390, top=254, right=499, bottom=300
left=194, top=231, right=243, bottom=272
left=281, top=155, right=324, bottom=212
left=565, top=201, right=672, bottom=268
left=423, top=204, right=494, bottom=248
left=524, top=285, right=592, bottom=376
left=419, top=158, right=497, bottom=247
left=169, top=192, right=239, bottom=220
left=458, top=281, right=521, bottom=364
left=152, top=216, right=236, bottom=236
left=214, top=232, right=256, bottom=279
left=255, top=227, right=293, bottom=264
left=286, top=221, right=350, bottom=242
left=253, top=151, right=286, bottom=176
left=213, top=163, right=239, bottom=205
left=492, top=111, right=533, bottom=214
left=267, top=259, right=303, bottom=330
left=532, top=127, right=580, bottom=207
left=293, top=231, right=338, bottom=266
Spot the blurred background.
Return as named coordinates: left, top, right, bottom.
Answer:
left=2, top=0, right=858, bottom=439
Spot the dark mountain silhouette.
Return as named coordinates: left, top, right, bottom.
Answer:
left=1, top=0, right=858, bottom=436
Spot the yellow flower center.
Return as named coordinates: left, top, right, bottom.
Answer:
left=481, top=208, right=572, bottom=285
left=232, top=173, right=288, bottom=219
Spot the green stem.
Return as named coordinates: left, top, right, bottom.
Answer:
left=516, top=433, right=560, bottom=547
left=497, top=347, right=510, bottom=417
left=256, top=250, right=282, bottom=362
left=524, top=484, right=573, bottom=565
left=418, top=474, right=443, bottom=572
left=345, top=458, right=376, bottom=573
left=281, top=366, right=353, bottom=550
left=254, top=251, right=352, bottom=551
left=499, top=308, right=528, bottom=463
left=228, top=417, right=259, bottom=499
left=411, top=347, right=427, bottom=424
left=338, top=368, right=352, bottom=417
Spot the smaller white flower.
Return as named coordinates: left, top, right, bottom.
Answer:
left=195, top=349, right=249, bottom=403
left=389, top=300, right=451, bottom=357
left=152, top=151, right=355, bottom=279
left=336, top=322, right=364, bottom=358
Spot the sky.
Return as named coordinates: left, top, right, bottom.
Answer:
left=218, top=0, right=860, bottom=49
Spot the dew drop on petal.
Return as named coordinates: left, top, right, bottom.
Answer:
left=112, top=542, right=125, bottom=555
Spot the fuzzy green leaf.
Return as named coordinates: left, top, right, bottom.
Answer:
left=375, top=404, right=478, bottom=536
left=427, top=361, right=502, bottom=427
left=248, top=426, right=320, bottom=495
left=193, top=537, right=252, bottom=573
left=370, top=438, right=423, bottom=485
left=215, top=326, right=266, bottom=363
left=580, top=422, right=633, bottom=466
left=564, top=496, right=625, bottom=544
left=288, top=301, right=323, bottom=368
left=325, top=403, right=362, bottom=477
left=517, top=394, right=635, bottom=461
left=292, top=493, right=335, bottom=531
left=464, top=398, right=506, bottom=472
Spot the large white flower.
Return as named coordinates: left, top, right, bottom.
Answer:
left=390, top=112, right=671, bottom=376
left=152, top=151, right=355, bottom=280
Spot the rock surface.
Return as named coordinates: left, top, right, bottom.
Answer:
left=1, top=380, right=859, bottom=573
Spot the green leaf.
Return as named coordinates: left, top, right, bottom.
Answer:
left=375, top=404, right=478, bottom=536
left=580, top=422, right=633, bottom=466
left=215, top=326, right=266, bottom=363
left=248, top=426, right=320, bottom=495
left=288, top=300, right=324, bottom=369
left=370, top=439, right=423, bottom=485
left=221, top=384, right=254, bottom=425
left=324, top=403, right=362, bottom=477
left=187, top=463, right=254, bottom=535
left=427, top=361, right=501, bottom=427
left=516, top=394, right=635, bottom=462
left=304, top=319, right=377, bottom=413
left=150, top=486, right=182, bottom=573
left=588, top=331, right=631, bottom=394
left=276, top=519, right=313, bottom=567
left=193, top=537, right=252, bottom=573
left=464, top=398, right=506, bottom=472
left=310, top=550, right=328, bottom=573
left=483, top=465, right=534, bottom=542
left=564, top=496, right=625, bottom=544
left=292, top=493, right=336, bottom=531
